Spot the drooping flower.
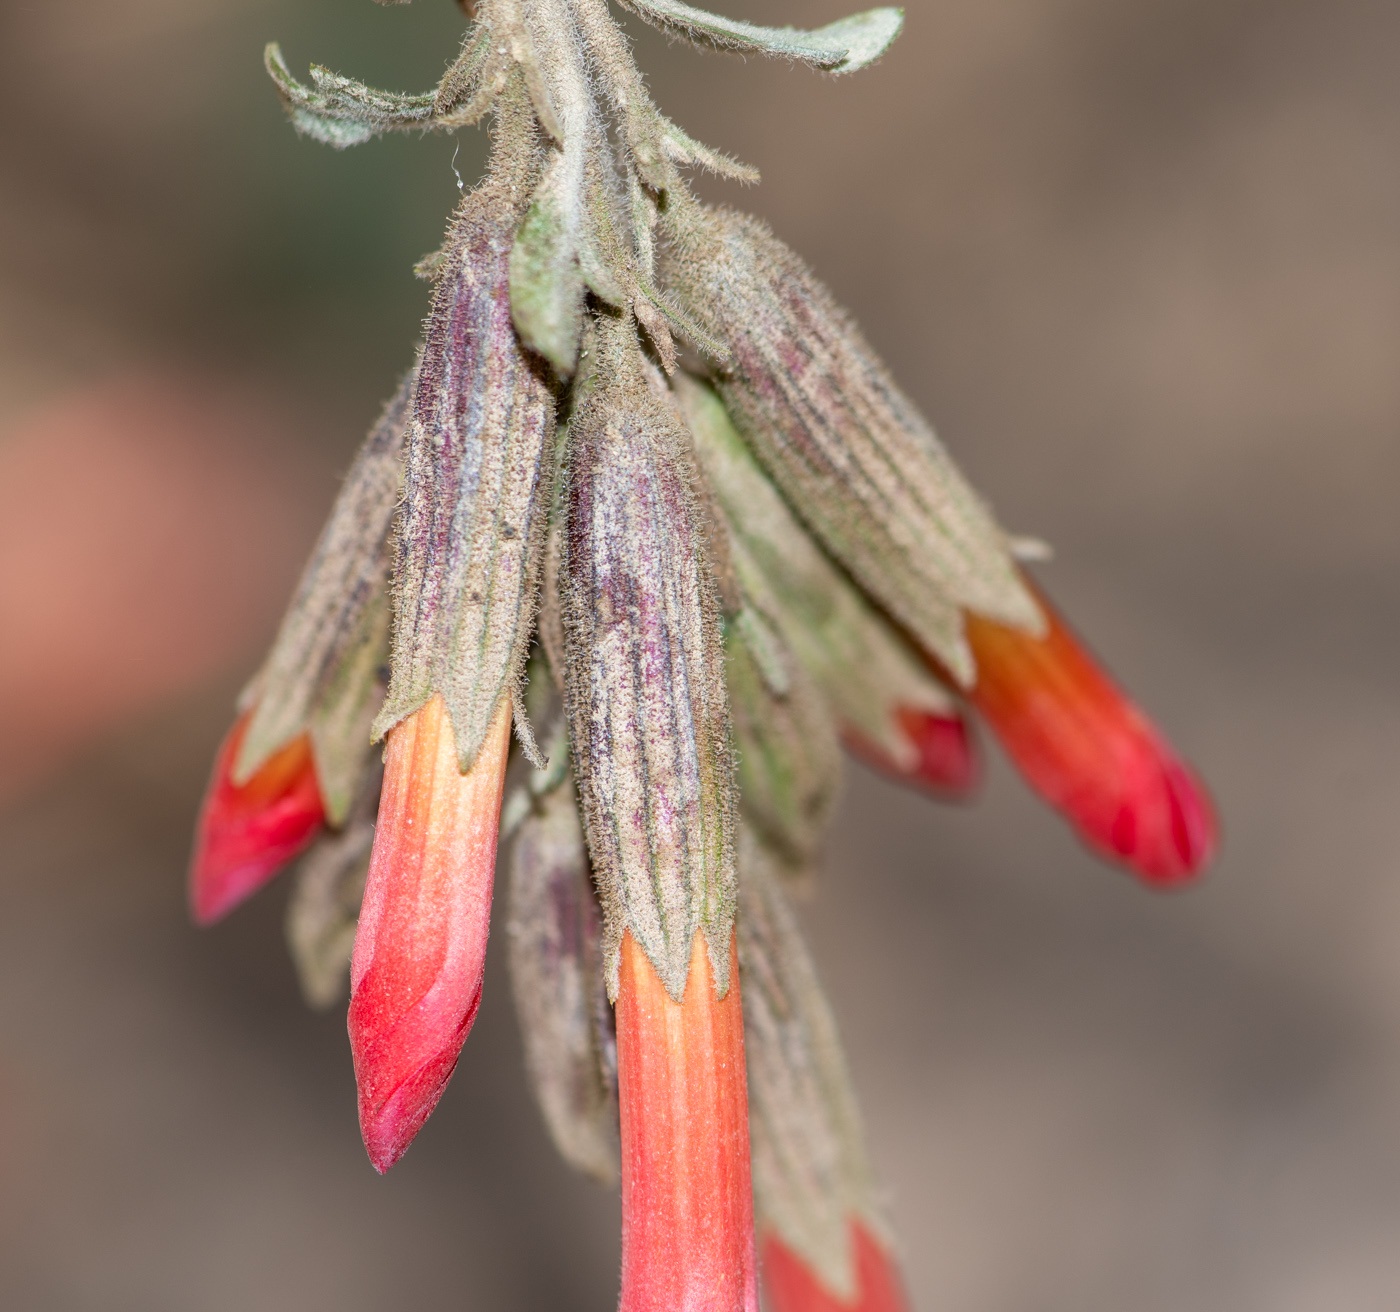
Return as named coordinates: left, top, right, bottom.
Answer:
left=617, top=929, right=757, bottom=1312
left=350, top=694, right=511, bottom=1172
left=189, top=2, right=1221, bottom=1307
left=963, top=594, right=1217, bottom=884
left=188, top=711, right=324, bottom=926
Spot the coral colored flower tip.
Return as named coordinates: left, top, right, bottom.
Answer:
left=761, top=1223, right=911, bottom=1312
left=188, top=712, right=325, bottom=926
left=348, top=696, right=511, bottom=1174
left=617, top=929, right=759, bottom=1312
left=965, top=596, right=1218, bottom=885
left=894, top=705, right=980, bottom=796
left=843, top=707, right=980, bottom=800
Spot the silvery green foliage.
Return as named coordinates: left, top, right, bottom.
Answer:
left=234, top=372, right=410, bottom=825
left=674, top=373, right=965, bottom=771
left=615, top=0, right=902, bottom=74
left=284, top=764, right=383, bottom=1008
left=506, top=0, right=600, bottom=377
left=738, top=829, right=892, bottom=1301
left=264, top=27, right=505, bottom=147
left=661, top=205, right=1043, bottom=686
left=561, top=319, right=736, bottom=1003
left=507, top=772, right=621, bottom=1183
left=374, top=145, right=558, bottom=773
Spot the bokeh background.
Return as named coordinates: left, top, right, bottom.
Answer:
left=2, top=0, right=1397, bottom=1307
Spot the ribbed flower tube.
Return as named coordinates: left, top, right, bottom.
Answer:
left=966, top=589, right=1216, bottom=883
left=661, top=208, right=1040, bottom=685
left=617, top=928, right=758, bottom=1312
left=188, top=710, right=325, bottom=925
left=348, top=694, right=510, bottom=1171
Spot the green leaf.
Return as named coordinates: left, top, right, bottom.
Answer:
left=264, top=43, right=437, bottom=148
left=509, top=157, right=586, bottom=377
left=613, top=1, right=903, bottom=74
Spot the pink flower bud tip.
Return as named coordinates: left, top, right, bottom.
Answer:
left=965, top=594, right=1217, bottom=885
left=843, top=707, right=980, bottom=799
left=188, top=712, right=325, bottom=926
left=348, top=695, right=511, bottom=1174
left=761, top=1223, right=911, bottom=1312
left=617, top=929, right=759, bottom=1312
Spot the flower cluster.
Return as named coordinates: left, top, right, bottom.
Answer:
left=191, top=3, right=1217, bottom=1309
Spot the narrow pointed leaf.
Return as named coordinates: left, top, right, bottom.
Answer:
left=615, top=0, right=902, bottom=75
left=265, top=43, right=439, bottom=147
left=265, top=27, right=496, bottom=147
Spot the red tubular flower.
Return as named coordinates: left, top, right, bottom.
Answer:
left=348, top=694, right=510, bottom=1173
left=761, top=1223, right=911, bottom=1312
left=616, top=929, right=759, bottom=1312
left=188, top=711, right=325, bottom=926
left=964, top=589, right=1217, bottom=885
left=842, top=705, right=980, bottom=799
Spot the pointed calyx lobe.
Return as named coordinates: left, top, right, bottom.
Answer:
left=561, top=322, right=737, bottom=1003
left=965, top=584, right=1217, bottom=883
left=375, top=159, right=557, bottom=772
left=617, top=929, right=757, bottom=1312
left=348, top=695, right=511, bottom=1173
left=660, top=206, right=1040, bottom=687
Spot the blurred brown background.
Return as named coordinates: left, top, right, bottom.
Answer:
left=1, top=0, right=1397, bottom=1307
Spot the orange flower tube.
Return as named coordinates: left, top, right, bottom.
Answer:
left=761, top=1223, right=911, bottom=1312
left=965, top=591, right=1216, bottom=885
left=616, top=929, right=759, bottom=1312
left=348, top=694, right=510, bottom=1173
left=188, top=711, right=325, bottom=925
